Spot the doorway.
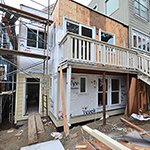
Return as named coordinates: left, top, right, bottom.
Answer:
left=24, top=78, right=40, bottom=115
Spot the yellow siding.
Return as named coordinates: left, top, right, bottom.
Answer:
left=15, top=73, right=50, bottom=123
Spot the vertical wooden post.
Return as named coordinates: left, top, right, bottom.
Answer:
left=136, top=75, right=139, bottom=114
left=127, top=74, right=129, bottom=117
left=60, top=66, right=67, bottom=133
left=103, top=71, right=106, bottom=125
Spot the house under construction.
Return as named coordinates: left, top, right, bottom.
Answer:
left=0, top=0, right=149, bottom=134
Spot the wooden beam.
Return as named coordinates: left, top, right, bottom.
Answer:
left=82, top=125, right=130, bottom=150
left=60, top=66, right=67, bottom=133
left=0, top=3, right=53, bottom=25
left=126, top=73, right=129, bottom=116
left=28, top=114, right=38, bottom=145
left=0, top=48, right=50, bottom=59
left=103, top=71, right=106, bottom=125
left=35, top=113, right=45, bottom=134
left=120, top=118, right=150, bottom=137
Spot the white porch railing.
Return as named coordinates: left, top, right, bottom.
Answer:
left=59, top=32, right=138, bottom=70
left=138, top=53, right=150, bottom=77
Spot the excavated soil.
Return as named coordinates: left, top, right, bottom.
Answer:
left=0, top=114, right=150, bottom=150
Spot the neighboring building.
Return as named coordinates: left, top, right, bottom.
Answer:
left=88, top=0, right=150, bottom=52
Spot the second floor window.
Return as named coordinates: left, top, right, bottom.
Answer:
left=134, top=0, right=148, bottom=20
left=27, top=28, right=46, bottom=49
left=105, top=0, right=118, bottom=15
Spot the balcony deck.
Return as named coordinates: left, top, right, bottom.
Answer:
left=59, top=32, right=140, bottom=74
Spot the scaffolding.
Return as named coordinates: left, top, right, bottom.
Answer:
left=0, top=1, right=53, bottom=127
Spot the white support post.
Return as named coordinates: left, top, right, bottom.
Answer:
left=56, top=72, right=60, bottom=120
left=68, top=36, right=72, bottom=60
left=66, top=65, right=71, bottom=136
left=102, top=45, right=106, bottom=66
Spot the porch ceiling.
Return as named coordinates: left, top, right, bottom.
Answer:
left=58, top=61, right=138, bottom=75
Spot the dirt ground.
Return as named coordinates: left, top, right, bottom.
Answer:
left=0, top=114, right=150, bottom=150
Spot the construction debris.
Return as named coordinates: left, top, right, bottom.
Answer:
left=82, top=125, right=130, bottom=150
left=51, top=132, right=63, bottom=140
left=131, top=113, right=150, bottom=121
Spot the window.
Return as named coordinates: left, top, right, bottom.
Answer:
left=101, top=31, right=114, bottom=44
left=132, top=30, right=150, bottom=52
left=66, top=22, right=79, bottom=34
left=51, top=22, right=56, bottom=48
left=134, top=0, right=148, bottom=20
left=27, top=28, right=37, bottom=47
left=111, top=79, right=120, bottom=104
left=27, top=28, right=46, bottom=49
left=66, top=20, right=93, bottom=38
left=93, top=5, right=98, bottom=11
left=80, top=77, right=86, bottom=93
left=0, top=65, right=6, bottom=80
left=38, top=31, right=45, bottom=49
left=98, top=78, right=108, bottom=107
left=105, top=0, right=118, bottom=15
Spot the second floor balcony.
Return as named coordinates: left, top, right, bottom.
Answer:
left=59, top=32, right=150, bottom=78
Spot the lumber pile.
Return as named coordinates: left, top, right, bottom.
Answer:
left=124, top=78, right=148, bottom=116
left=28, top=113, right=45, bottom=145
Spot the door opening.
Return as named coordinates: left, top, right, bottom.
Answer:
left=25, top=78, right=40, bottom=115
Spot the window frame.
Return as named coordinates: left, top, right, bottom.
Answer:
left=110, top=78, right=121, bottom=105
left=97, top=78, right=108, bottom=107
left=105, top=0, right=119, bottom=16
left=65, top=18, right=94, bottom=39
left=134, top=0, right=148, bottom=21
left=79, top=76, right=87, bottom=94
left=27, top=28, right=46, bottom=49
left=132, top=29, right=150, bottom=52
left=0, top=65, right=7, bottom=81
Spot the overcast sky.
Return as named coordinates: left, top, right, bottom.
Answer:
left=4, top=0, right=92, bottom=9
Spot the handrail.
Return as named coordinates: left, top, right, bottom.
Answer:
left=59, top=32, right=138, bottom=54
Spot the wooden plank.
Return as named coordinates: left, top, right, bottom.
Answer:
left=35, top=113, right=45, bottom=134
left=136, top=77, right=139, bottom=113
left=28, top=114, right=38, bottom=145
left=119, top=142, right=150, bottom=150
left=125, top=77, right=136, bottom=116
left=103, top=71, right=106, bottom=125
left=60, top=66, right=67, bottom=133
left=82, top=125, right=130, bottom=150
left=120, top=118, right=150, bottom=137
left=0, top=48, right=50, bottom=59
left=126, top=73, right=129, bottom=116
